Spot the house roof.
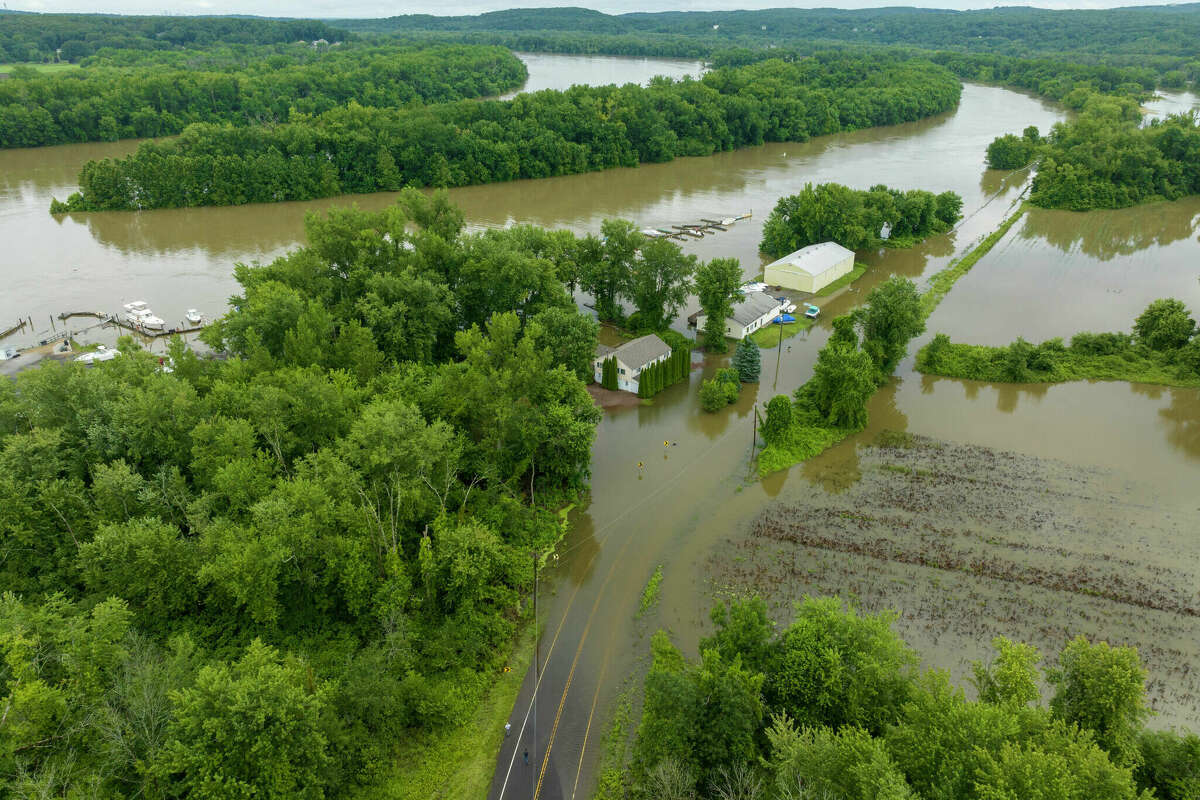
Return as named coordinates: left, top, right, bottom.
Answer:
left=730, top=292, right=785, bottom=327
left=766, top=241, right=855, bottom=278
left=606, top=334, right=671, bottom=370
left=595, top=343, right=616, bottom=358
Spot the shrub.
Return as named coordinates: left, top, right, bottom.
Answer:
left=761, top=395, right=793, bottom=444
left=1134, top=298, right=1195, bottom=352
left=700, top=376, right=740, bottom=412
left=1070, top=331, right=1131, bottom=356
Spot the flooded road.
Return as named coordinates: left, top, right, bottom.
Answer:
left=1, top=55, right=1198, bottom=798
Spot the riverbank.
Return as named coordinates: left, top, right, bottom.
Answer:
left=916, top=338, right=1200, bottom=389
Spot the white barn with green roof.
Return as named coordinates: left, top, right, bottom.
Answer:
left=764, top=241, right=855, bottom=293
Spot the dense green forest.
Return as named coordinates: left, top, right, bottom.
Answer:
left=51, top=52, right=961, bottom=212
left=627, top=596, right=1199, bottom=799
left=760, top=182, right=962, bottom=258
left=341, top=5, right=1200, bottom=62
left=0, top=192, right=609, bottom=797
left=0, top=44, right=527, bottom=149
left=0, top=13, right=349, bottom=63
left=917, top=298, right=1200, bottom=388
left=985, top=92, right=1200, bottom=210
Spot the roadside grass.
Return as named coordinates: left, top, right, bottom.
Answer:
left=811, top=261, right=869, bottom=298
left=592, top=686, right=634, bottom=800
left=638, top=565, right=664, bottom=617
left=920, top=206, right=1026, bottom=318
left=0, top=62, right=80, bottom=74
left=750, top=317, right=815, bottom=349
left=367, top=624, right=536, bottom=800
left=916, top=340, right=1200, bottom=389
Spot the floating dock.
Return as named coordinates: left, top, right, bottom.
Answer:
left=640, top=211, right=750, bottom=242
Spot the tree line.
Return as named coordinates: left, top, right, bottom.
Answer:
left=0, top=13, right=350, bottom=64
left=917, top=298, right=1200, bottom=388
left=627, top=596, right=1198, bottom=799
left=0, top=192, right=606, bottom=798
left=760, top=182, right=963, bottom=259
left=339, top=5, right=1200, bottom=62
left=987, top=92, right=1200, bottom=210
left=0, top=44, right=527, bottom=149
left=51, top=52, right=963, bottom=212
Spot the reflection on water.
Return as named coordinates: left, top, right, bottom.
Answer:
left=1019, top=200, right=1200, bottom=260
left=500, top=52, right=705, bottom=99
left=928, top=200, right=1200, bottom=344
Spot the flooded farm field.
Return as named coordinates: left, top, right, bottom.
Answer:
left=709, top=433, right=1200, bottom=731
left=927, top=199, right=1200, bottom=345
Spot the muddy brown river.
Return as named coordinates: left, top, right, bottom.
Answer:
left=1, top=55, right=1197, bottom=799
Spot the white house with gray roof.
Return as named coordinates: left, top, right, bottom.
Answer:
left=694, top=291, right=787, bottom=341
left=764, top=241, right=855, bottom=293
left=593, top=334, right=672, bottom=393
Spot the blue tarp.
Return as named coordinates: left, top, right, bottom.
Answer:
left=773, top=314, right=796, bottom=324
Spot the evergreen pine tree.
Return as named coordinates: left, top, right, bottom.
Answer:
left=733, top=338, right=762, bottom=383
left=637, top=365, right=649, bottom=398
left=649, top=361, right=660, bottom=396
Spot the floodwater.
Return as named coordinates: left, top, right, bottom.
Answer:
left=1, top=55, right=1198, bottom=798
left=498, top=51, right=705, bottom=98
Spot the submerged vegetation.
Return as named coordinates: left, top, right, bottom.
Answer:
left=917, top=298, right=1200, bottom=388
left=760, top=182, right=963, bottom=258
left=52, top=52, right=962, bottom=211
left=0, top=192, right=604, bottom=798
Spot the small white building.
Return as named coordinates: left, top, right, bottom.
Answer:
left=593, top=334, right=672, bottom=393
left=764, top=242, right=855, bottom=293
left=694, top=291, right=786, bottom=341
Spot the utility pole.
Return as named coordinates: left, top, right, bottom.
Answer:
left=750, top=405, right=759, bottom=479
left=773, top=319, right=784, bottom=389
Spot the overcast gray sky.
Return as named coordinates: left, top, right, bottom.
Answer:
left=4, top=0, right=1192, bottom=15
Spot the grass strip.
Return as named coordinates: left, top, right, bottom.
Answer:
left=592, top=687, right=634, bottom=800
left=757, top=421, right=860, bottom=477
left=638, top=565, right=664, bottom=617
left=812, top=261, right=869, bottom=298
left=369, top=623, right=536, bottom=800
left=749, top=317, right=815, bottom=349
left=0, top=62, right=81, bottom=74
left=920, top=206, right=1026, bottom=318
left=916, top=340, right=1200, bottom=389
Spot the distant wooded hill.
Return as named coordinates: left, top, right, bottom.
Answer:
left=336, top=5, right=1200, bottom=59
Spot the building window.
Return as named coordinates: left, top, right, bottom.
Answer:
left=619, top=368, right=626, bottom=375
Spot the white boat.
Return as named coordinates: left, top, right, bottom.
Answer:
left=123, top=301, right=165, bottom=330
left=740, top=282, right=768, bottom=294
left=185, top=309, right=203, bottom=324
left=74, top=345, right=120, bottom=363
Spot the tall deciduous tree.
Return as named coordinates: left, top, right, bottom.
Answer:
left=1049, top=637, right=1149, bottom=766
left=695, top=257, right=744, bottom=353
left=860, top=277, right=926, bottom=375
left=626, top=238, right=697, bottom=331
